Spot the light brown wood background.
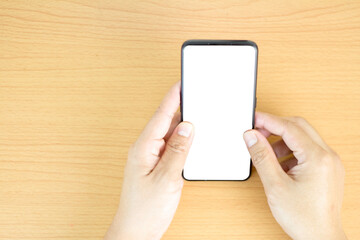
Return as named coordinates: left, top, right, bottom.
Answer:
left=0, top=0, right=359, bottom=239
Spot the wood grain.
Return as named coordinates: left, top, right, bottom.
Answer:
left=0, top=0, right=359, bottom=239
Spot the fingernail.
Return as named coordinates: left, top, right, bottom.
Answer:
left=177, top=122, right=192, bottom=138
left=243, top=131, right=257, bottom=148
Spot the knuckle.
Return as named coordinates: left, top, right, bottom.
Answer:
left=155, top=165, right=184, bottom=187
left=282, top=118, right=295, bottom=131
left=265, top=181, right=286, bottom=207
left=332, top=151, right=341, bottom=162
left=251, top=148, right=269, bottom=166
left=266, top=191, right=278, bottom=207
left=317, top=151, right=335, bottom=172
left=292, top=116, right=307, bottom=125
left=332, top=151, right=345, bottom=176
left=317, top=151, right=346, bottom=178
left=320, top=151, right=334, bottom=164
left=167, top=139, right=187, bottom=154
left=289, top=116, right=308, bottom=129
left=284, top=117, right=305, bottom=136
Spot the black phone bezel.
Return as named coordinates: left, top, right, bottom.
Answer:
left=180, top=39, right=258, bottom=181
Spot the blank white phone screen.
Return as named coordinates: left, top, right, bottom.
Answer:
left=182, top=44, right=257, bottom=180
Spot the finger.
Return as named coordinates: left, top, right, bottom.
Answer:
left=254, top=111, right=323, bottom=163
left=127, top=138, right=165, bottom=174
left=271, top=139, right=292, bottom=159
left=164, top=112, right=181, bottom=141
left=256, top=128, right=272, bottom=138
left=243, top=129, right=288, bottom=190
left=139, top=81, right=181, bottom=142
left=283, top=116, right=332, bottom=152
left=280, top=157, right=298, bottom=173
left=156, top=112, right=181, bottom=158
left=154, top=121, right=194, bottom=181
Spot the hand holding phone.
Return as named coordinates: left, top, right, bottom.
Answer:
left=243, top=112, right=347, bottom=240
left=105, top=82, right=194, bottom=240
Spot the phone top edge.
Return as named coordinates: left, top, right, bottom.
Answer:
left=182, top=40, right=258, bottom=51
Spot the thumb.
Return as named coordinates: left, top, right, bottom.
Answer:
left=243, top=130, right=287, bottom=189
left=156, top=121, right=194, bottom=180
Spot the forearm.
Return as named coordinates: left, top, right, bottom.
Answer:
left=104, top=210, right=161, bottom=240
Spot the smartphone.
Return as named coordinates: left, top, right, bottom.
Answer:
left=181, top=40, right=258, bottom=181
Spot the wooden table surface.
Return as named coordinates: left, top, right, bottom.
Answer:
left=1, top=1, right=359, bottom=239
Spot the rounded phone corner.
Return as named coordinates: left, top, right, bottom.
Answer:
left=240, top=172, right=252, bottom=181
left=240, top=160, right=253, bottom=181
left=182, top=170, right=191, bottom=181
left=245, top=40, right=258, bottom=51
left=181, top=40, right=193, bottom=51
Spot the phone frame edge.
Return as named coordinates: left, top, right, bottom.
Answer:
left=180, top=39, right=258, bottom=181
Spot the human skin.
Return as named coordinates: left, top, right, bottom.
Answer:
left=104, top=81, right=194, bottom=240
left=243, top=112, right=347, bottom=240
left=105, top=82, right=347, bottom=240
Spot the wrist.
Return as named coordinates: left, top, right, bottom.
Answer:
left=290, top=218, right=347, bottom=240
left=328, top=228, right=347, bottom=240
left=324, top=219, right=347, bottom=240
left=296, top=225, right=347, bottom=240
left=105, top=218, right=161, bottom=240
left=114, top=231, right=160, bottom=240
left=105, top=227, right=145, bottom=240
